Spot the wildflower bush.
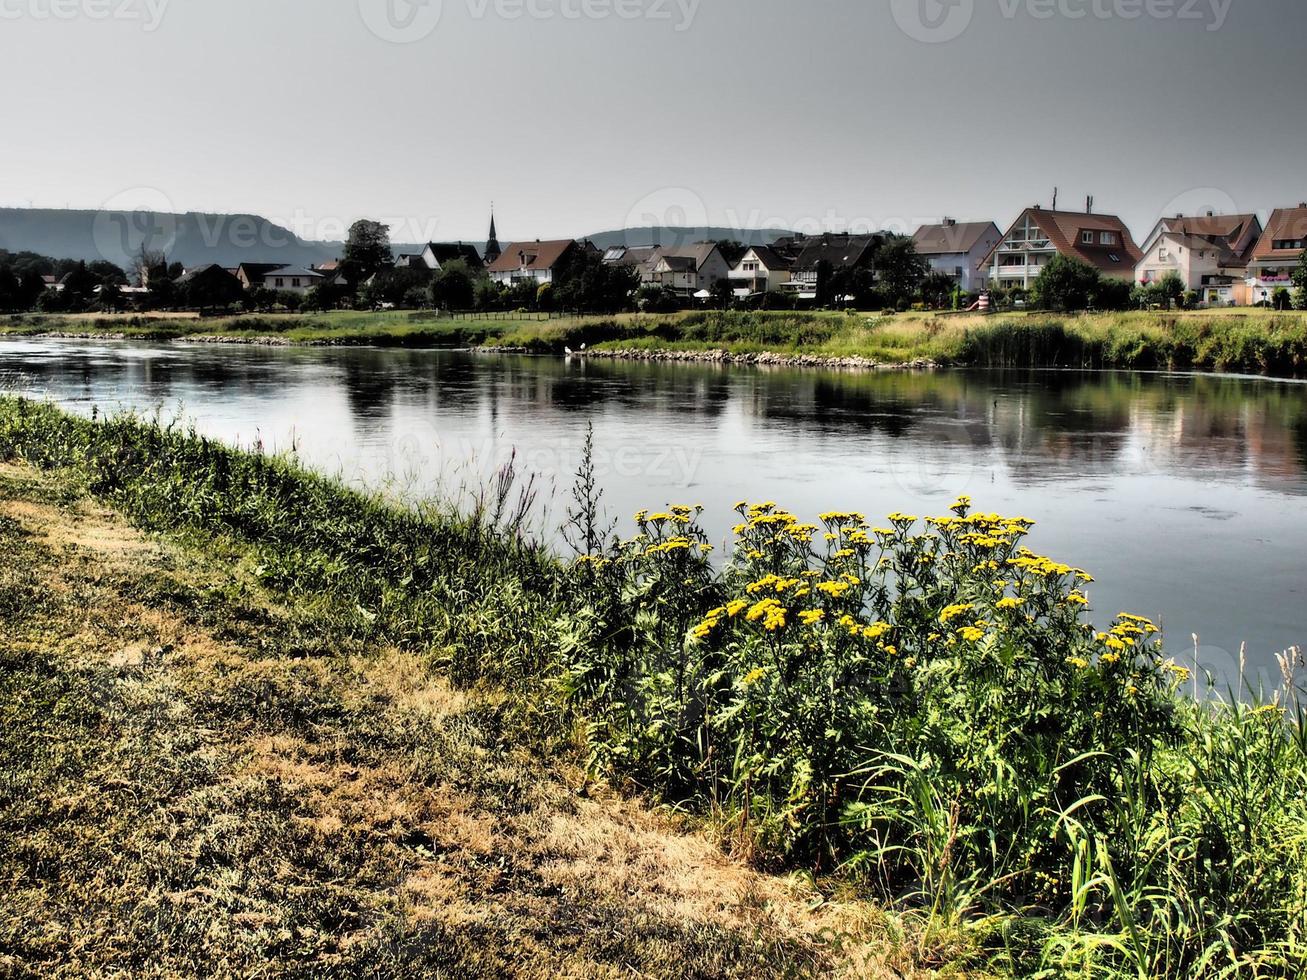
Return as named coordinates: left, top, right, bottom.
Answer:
left=564, top=497, right=1307, bottom=975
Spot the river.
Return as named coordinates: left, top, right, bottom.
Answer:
left=4, top=337, right=1305, bottom=687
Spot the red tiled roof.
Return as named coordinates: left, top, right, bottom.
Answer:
left=1248, top=207, right=1307, bottom=263
left=486, top=239, right=576, bottom=274
left=982, top=207, right=1141, bottom=278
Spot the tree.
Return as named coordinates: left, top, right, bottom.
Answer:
left=1031, top=255, right=1101, bottom=311
left=60, top=262, right=98, bottom=309
left=96, top=274, right=124, bottom=311
left=17, top=269, right=46, bottom=310
left=814, top=259, right=835, bottom=307
left=429, top=259, right=478, bottom=311
left=1156, top=271, right=1185, bottom=311
left=180, top=267, right=244, bottom=312
left=340, top=220, right=393, bottom=288
left=134, top=244, right=166, bottom=287
left=148, top=261, right=177, bottom=309
left=636, top=284, right=679, bottom=313
left=504, top=278, right=539, bottom=311
left=552, top=248, right=639, bottom=313
left=834, top=266, right=882, bottom=310
left=1092, top=276, right=1133, bottom=312
left=0, top=268, right=19, bottom=311
left=710, top=278, right=734, bottom=309
left=1293, top=249, right=1307, bottom=311
left=303, top=281, right=347, bottom=312
left=1272, top=287, right=1293, bottom=311
left=874, top=236, right=927, bottom=307
left=365, top=266, right=431, bottom=308
left=87, top=260, right=127, bottom=286
left=474, top=277, right=503, bottom=311
left=919, top=271, right=956, bottom=309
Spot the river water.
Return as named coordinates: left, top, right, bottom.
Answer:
left=4, top=337, right=1305, bottom=686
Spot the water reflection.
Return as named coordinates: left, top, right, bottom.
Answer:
left=3, top=338, right=1306, bottom=680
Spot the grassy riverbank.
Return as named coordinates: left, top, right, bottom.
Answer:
left=0, top=405, right=897, bottom=978
left=5, top=308, right=1307, bottom=376
left=2, top=399, right=1306, bottom=977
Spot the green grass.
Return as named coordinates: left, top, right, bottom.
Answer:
left=2, top=397, right=1306, bottom=977
left=0, top=408, right=899, bottom=978
left=7, top=307, right=1307, bottom=376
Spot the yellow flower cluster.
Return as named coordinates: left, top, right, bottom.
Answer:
left=816, top=580, right=852, bottom=598
left=799, top=609, right=825, bottom=626
left=645, top=538, right=693, bottom=556
left=819, top=510, right=868, bottom=524
left=747, top=574, right=805, bottom=595
left=746, top=598, right=787, bottom=632
left=939, top=603, right=975, bottom=624
left=957, top=626, right=986, bottom=643
left=1008, top=549, right=1076, bottom=579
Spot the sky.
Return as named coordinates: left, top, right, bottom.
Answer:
left=2, top=0, right=1305, bottom=243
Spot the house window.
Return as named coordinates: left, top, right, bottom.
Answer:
left=1100, top=232, right=1117, bottom=246
left=1108, top=254, right=1121, bottom=263
left=1159, top=249, right=1169, bottom=260
left=1273, top=239, right=1305, bottom=250
left=1082, top=231, right=1094, bottom=244
left=275, top=278, right=284, bottom=288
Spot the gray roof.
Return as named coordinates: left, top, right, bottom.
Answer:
left=788, top=235, right=880, bottom=272
left=263, top=266, right=323, bottom=278
left=913, top=221, right=999, bottom=256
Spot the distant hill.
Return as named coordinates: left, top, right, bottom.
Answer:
left=0, top=209, right=799, bottom=271
left=581, top=226, right=798, bottom=250
left=0, top=208, right=340, bottom=272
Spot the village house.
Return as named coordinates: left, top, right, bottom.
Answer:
left=601, top=245, right=659, bottom=274
left=1134, top=211, right=1263, bottom=307
left=777, top=234, right=881, bottom=299
left=980, top=204, right=1142, bottom=289
left=643, top=244, right=730, bottom=297
left=727, top=245, right=793, bottom=298
left=393, top=242, right=483, bottom=271
left=912, top=219, right=1002, bottom=293
left=173, top=264, right=244, bottom=306
left=234, top=263, right=284, bottom=291
left=1244, top=204, right=1307, bottom=306
left=260, top=266, right=323, bottom=294
left=486, top=239, right=591, bottom=286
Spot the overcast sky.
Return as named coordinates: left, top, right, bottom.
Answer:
left=2, top=0, right=1305, bottom=243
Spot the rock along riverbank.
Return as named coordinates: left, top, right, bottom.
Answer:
left=486, top=346, right=941, bottom=372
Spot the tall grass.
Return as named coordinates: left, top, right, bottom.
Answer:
left=2, top=396, right=1305, bottom=976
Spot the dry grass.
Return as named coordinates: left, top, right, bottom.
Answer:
left=0, top=464, right=933, bottom=978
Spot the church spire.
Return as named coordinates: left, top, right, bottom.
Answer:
left=485, top=205, right=502, bottom=265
